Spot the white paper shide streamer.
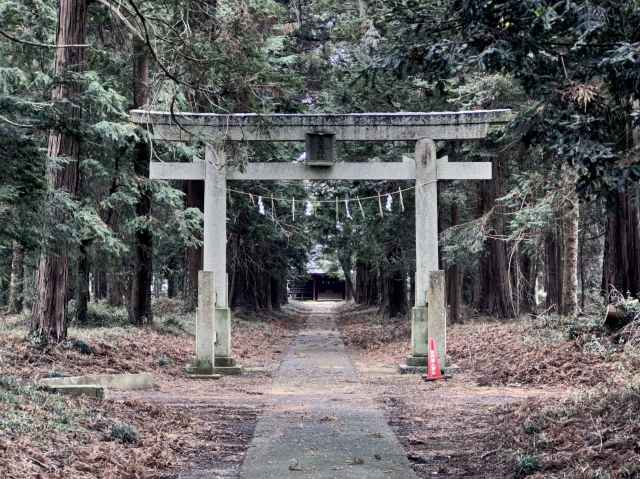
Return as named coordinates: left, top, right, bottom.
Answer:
left=304, top=200, right=313, bottom=217
left=385, top=193, right=393, bottom=212
left=258, top=195, right=265, bottom=215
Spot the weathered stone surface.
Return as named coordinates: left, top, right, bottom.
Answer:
left=196, top=271, right=216, bottom=370
left=130, top=110, right=512, bottom=142
left=149, top=158, right=492, bottom=181
left=214, top=307, right=231, bottom=359
left=398, top=364, right=427, bottom=375
left=45, top=384, right=105, bottom=399
left=411, top=306, right=428, bottom=357
left=211, top=365, right=243, bottom=376
left=427, top=271, right=447, bottom=368
left=39, top=373, right=154, bottom=391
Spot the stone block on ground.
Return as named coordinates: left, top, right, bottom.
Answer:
left=46, top=384, right=105, bottom=399
left=39, top=373, right=155, bottom=391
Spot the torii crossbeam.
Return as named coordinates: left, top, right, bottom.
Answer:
left=130, top=109, right=511, bottom=375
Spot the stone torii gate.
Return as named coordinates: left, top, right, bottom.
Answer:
left=130, top=110, right=510, bottom=375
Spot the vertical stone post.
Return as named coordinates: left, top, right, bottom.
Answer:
left=404, top=139, right=439, bottom=371
left=427, top=270, right=447, bottom=368
left=203, top=144, right=241, bottom=374
left=194, top=271, right=215, bottom=372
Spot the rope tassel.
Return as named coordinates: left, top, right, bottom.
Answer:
left=377, top=192, right=384, bottom=218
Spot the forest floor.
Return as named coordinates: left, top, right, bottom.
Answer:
left=0, top=299, right=302, bottom=478
left=2, top=300, right=640, bottom=478
left=339, top=303, right=640, bottom=478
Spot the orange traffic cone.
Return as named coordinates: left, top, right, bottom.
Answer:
left=423, top=338, right=448, bottom=382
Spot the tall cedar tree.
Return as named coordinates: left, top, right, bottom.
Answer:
left=31, top=0, right=88, bottom=341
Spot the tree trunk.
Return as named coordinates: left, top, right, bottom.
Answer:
left=8, top=241, right=25, bottom=314
left=76, top=240, right=91, bottom=324
left=128, top=37, right=153, bottom=326
left=544, top=230, right=562, bottom=312
left=476, top=159, right=512, bottom=318
left=601, top=190, right=640, bottom=299
left=560, top=172, right=579, bottom=317
left=94, top=270, right=107, bottom=300
left=183, top=180, right=204, bottom=311
left=31, top=0, right=88, bottom=342
left=339, top=255, right=354, bottom=301
left=446, top=202, right=463, bottom=323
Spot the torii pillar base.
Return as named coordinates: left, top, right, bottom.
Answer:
left=399, top=306, right=428, bottom=374
left=213, top=308, right=242, bottom=375
left=399, top=271, right=447, bottom=375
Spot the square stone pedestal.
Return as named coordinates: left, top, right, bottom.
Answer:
left=212, top=306, right=242, bottom=375
left=398, top=306, right=428, bottom=374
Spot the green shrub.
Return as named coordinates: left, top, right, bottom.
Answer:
left=110, top=423, right=139, bottom=444
left=158, top=355, right=172, bottom=367
left=515, top=454, right=541, bottom=477
left=68, top=302, right=129, bottom=328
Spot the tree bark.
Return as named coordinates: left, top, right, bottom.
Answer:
left=339, top=255, right=354, bottom=301
left=183, top=180, right=204, bottom=311
left=446, top=202, right=463, bottom=323
left=76, top=239, right=91, bottom=324
left=601, top=190, right=640, bottom=298
left=560, top=171, right=579, bottom=317
left=31, top=0, right=88, bottom=342
left=476, top=159, right=512, bottom=318
left=8, top=241, right=25, bottom=314
left=544, top=229, right=562, bottom=312
left=128, top=37, right=153, bottom=326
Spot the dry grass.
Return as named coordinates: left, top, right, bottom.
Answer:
left=338, top=305, right=640, bottom=478
left=0, top=303, right=300, bottom=479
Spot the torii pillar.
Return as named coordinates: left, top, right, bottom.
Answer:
left=403, top=139, right=446, bottom=373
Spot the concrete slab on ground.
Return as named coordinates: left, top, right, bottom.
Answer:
left=240, top=303, right=418, bottom=479
left=39, top=373, right=155, bottom=391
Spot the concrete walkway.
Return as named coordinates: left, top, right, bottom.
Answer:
left=240, top=303, right=418, bottom=479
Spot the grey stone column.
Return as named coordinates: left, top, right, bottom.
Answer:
left=203, top=145, right=241, bottom=375
left=193, top=271, right=215, bottom=373
left=403, top=139, right=441, bottom=371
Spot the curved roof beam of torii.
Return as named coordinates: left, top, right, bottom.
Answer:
left=129, top=109, right=512, bottom=142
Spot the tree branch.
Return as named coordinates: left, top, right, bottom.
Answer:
left=0, top=29, right=89, bottom=48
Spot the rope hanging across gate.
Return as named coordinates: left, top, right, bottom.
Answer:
left=223, top=180, right=438, bottom=222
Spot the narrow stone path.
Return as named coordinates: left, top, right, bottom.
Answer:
left=240, top=303, right=418, bottom=479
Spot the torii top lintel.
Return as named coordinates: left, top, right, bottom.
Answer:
left=129, top=109, right=512, bottom=142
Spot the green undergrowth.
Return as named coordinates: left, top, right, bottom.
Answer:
left=0, top=376, right=87, bottom=437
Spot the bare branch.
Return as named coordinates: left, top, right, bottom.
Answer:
left=0, top=29, right=89, bottom=49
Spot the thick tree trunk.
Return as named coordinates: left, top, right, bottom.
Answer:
left=601, top=190, right=640, bottom=298
left=183, top=180, right=204, bottom=311
left=167, top=272, right=177, bottom=298
left=476, top=160, right=512, bottom=318
left=31, top=0, right=88, bottom=342
left=8, top=241, right=25, bottom=314
left=560, top=173, right=579, bottom=317
left=94, top=270, right=107, bottom=300
left=128, top=37, right=153, bottom=326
